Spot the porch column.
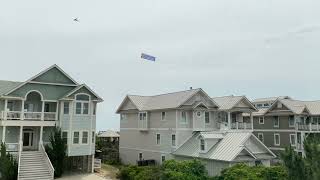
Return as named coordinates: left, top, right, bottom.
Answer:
left=4, top=99, right=8, bottom=120
left=2, top=126, right=6, bottom=143
left=301, top=132, right=306, bottom=157
left=21, top=100, right=25, bottom=120
left=19, top=126, right=23, bottom=152
left=250, top=113, right=254, bottom=130
left=55, top=102, right=59, bottom=121
left=39, top=126, right=43, bottom=150
left=41, top=101, right=45, bottom=121
left=227, top=112, right=231, bottom=130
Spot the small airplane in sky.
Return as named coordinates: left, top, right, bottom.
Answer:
left=73, top=18, right=79, bottom=22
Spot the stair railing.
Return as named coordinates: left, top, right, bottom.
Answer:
left=17, top=142, right=22, bottom=180
left=40, top=144, right=55, bottom=179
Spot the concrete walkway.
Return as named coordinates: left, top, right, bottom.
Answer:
left=58, top=173, right=111, bottom=180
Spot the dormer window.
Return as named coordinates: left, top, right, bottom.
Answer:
left=200, top=139, right=205, bottom=151
left=75, top=94, right=90, bottom=115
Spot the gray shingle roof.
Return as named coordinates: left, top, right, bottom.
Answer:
left=253, top=96, right=291, bottom=103
left=212, top=96, right=244, bottom=110
left=0, top=80, right=22, bottom=96
left=127, top=88, right=203, bottom=111
left=173, top=131, right=275, bottom=162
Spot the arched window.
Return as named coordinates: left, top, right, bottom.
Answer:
left=75, top=94, right=90, bottom=115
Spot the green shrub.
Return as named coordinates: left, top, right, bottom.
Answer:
left=117, top=165, right=161, bottom=180
left=217, top=163, right=287, bottom=180
left=161, top=159, right=209, bottom=180
left=45, top=127, right=67, bottom=177
left=0, top=143, right=18, bottom=180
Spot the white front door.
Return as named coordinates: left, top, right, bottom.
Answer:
left=23, top=131, right=34, bottom=150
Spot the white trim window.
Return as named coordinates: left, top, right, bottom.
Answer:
left=161, top=155, right=166, bottom=164
left=139, top=112, right=147, bottom=121
left=156, top=133, right=161, bottom=145
left=172, top=134, right=176, bottom=147
left=205, top=112, right=210, bottom=124
left=290, top=134, right=296, bottom=146
left=82, top=131, right=89, bottom=144
left=62, top=131, right=68, bottom=143
left=63, top=102, right=69, bottom=115
left=139, top=153, right=143, bottom=161
left=180, top=111, right=187, bottom=124
left=120, top=114, right=127, bottom=121
left=259, top=117, right=264, bottom=124
left=92, top=131, right=95, bottom=143
left=258, top=133, right=264, bottom=143
left=273, top=116, right=279, bottom=128
left=274, top=133, right=280, bottom=146
left=161, top=112, right=166, bottom=121
left=73, top=131, right=80, bottom=144
left=75, top=94, right=90, bottom=115
left=200, top=139, right=205, bottom=152
left=289, top=116, right=295, bottom=127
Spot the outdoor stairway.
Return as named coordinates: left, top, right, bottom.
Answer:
left=18, top=151, right=54, bottom=180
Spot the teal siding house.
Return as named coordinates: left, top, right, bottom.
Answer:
left=0, top=65, right=103, bottom=180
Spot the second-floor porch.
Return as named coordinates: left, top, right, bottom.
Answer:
left=0, top=91, right=58, bottom=122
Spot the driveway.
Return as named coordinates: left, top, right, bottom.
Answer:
left=58, top=173, right=111, bottom=180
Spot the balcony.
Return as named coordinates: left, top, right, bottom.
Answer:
left=296, top=124, right=320, bottom=131
left=2, top=111, right=56, bottom=121
left=231, top=122, right=252, bottom=130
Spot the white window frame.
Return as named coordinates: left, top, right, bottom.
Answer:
left=82, top=131, right=89, bottom=144
left=63, top=102, right=69, bottom=115
left=274, top=116, right=279, bottom=128
left=62, top=131, right=68, bottom=143
left=289, top=116, right=295, bottom=127
left=139, top=112, right=147, bottom=121
left=161, top=112, right=166, bottom=121
left=259, top=117, right=264, bottom=124
left=92, top=131, right=95, bottom=143
left=73, top=131, right=80, bottom=144
left=257, top=133, right=264, bottom=143
left=205, top=112, right=210, bottom=124
left=138, top=152, right=143, bottom=161
left=200, top=138, right=206, bottom=152
left=274, top=133, right=280, bottom=146
left=120, top=114, right=127, bottom=121
left=156, top=133, right=161, bottom=145
left=75, top=93, right=91, bottom=115
left=180, top=111, right=187, bottom=124
left=290, top=134, right=296, bottom=146
left=161, top=154, right=166, bottom=164
left=171, top=134, right=176, bottom=147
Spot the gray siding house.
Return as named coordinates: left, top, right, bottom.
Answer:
left=0, top=65, right=103, bottom=180
left=117, top=89, right=275, bottom=176
left=247, top=96, right=320, bottom=157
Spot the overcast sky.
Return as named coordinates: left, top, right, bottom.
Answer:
left=1, top=0, right=320, bottom=131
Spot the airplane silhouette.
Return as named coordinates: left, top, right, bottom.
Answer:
left=73, top=18, right=79, bottom=22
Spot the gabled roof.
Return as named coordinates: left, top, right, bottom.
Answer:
left=4, top=64, right=79, bottom=96
left=61, top=84, right=103, bottom=102
left=117, top=88, right=219, bottom=112
left=173, top=131, right=275, bottom=162
left=264, top=98, right=310, bottom=115
left=212, top=95, right=257, bottom=111
left=0, top=80, right=22, bottom=96
left=253, top=96, right=291, bottom=103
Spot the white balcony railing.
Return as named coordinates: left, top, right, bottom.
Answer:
left=94, top=158, right=102, bottom=170
left=1, top=111, right=57, bottom=121
left=231, top=122, right=252, bottom=130
left=296, top=124, right=320, bottom=131
left=6, top=143, right=19, bottom=152
left=24, top=112, right=42, bottom=120
left=44, top=112, right=56, bottom=121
